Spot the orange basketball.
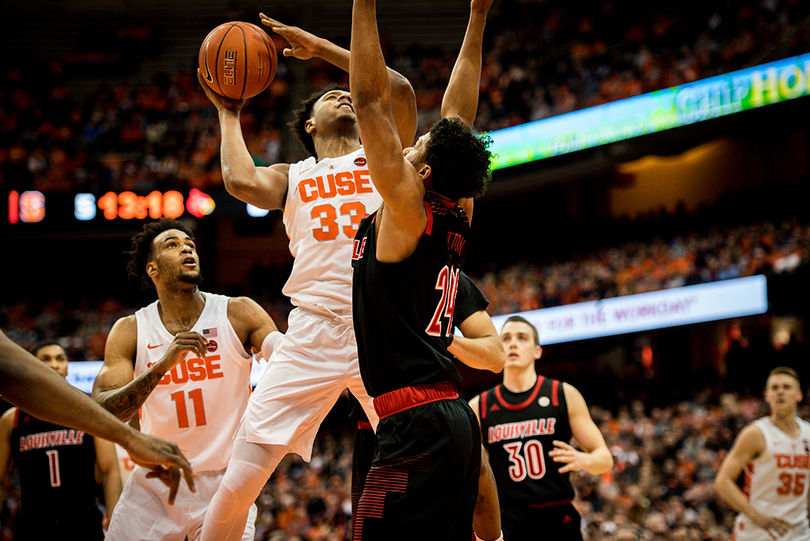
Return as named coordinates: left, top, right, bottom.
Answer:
left=199, top=21, right=277, bottom=100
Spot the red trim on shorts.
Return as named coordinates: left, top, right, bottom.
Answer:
left=357, top=420, right=373, bottom=431
left=552, top=379, right=560, bottom=407
left=424, top=201, right=433, bottom=235
left=494, top=377, right=544, bottom=411
left=373, top=381, right=458, bottom=419
left=529, top=498, right=572, bottom=508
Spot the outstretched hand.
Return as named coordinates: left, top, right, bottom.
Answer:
left=125, top=431, right=196, bottom=504
left=260, top=14, right=321, bottom=61
left=548, top=440, right=590, bottom=474
left=146, top=465, right=190, bottom=505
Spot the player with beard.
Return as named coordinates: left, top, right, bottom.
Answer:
left=92, top=218, right=280, bottom=541
left=348, top=0, right=496, bottom=538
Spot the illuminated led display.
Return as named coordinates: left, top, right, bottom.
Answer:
left=489, top=54, right=810, bottom=170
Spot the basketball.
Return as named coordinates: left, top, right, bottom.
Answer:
left=199, top=21, right=277, bottom=100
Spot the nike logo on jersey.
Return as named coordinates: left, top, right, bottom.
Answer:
left=147, top=343, right=163, bottom=349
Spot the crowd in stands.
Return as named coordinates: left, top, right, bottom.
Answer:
left=2, top=0, right=809, bottom=194
left=475, top=205, right=810, bottom=316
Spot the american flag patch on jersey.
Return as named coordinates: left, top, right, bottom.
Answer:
left=203, top=328, right=218, bottom=338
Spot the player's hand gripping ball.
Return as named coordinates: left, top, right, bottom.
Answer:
left=199, top=21, right=277, bottom=100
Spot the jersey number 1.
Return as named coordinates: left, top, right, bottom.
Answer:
left=426, top=266, right=459, bottom=337
left=45, top=450, right=61, bottom=487
left=170, top=389, right=207, bottom=428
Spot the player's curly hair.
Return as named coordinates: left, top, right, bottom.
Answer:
left=290, top=84, right=349, bottom=157
left=423, top=117, right=493, bottom=201
left=126, top=218, right=194, bottom=289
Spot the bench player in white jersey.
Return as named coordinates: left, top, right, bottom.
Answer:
left=92, top=218, right=281, bottom=541
left=715, top=366, right=810, bottom=541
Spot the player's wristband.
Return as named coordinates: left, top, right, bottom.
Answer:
left=260, top=331, right=283, bottom=360
left=447, top=333, right=455, bottom=347
left=475, top=531, right=503, bottom=541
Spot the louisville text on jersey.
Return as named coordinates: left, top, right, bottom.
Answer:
left=19, top=429, right=85, bottom=451
left=488, top=418, right=558, bottom=443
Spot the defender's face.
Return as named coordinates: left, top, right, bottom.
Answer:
left=403, top=133, right=429, bottom=167
left=36, top=344, right=68, bottom=378
left=150, top=229, right=200, bottom=284
left=764, top=373, right=802, bottom=412
left=500, top=321, right=541, bottom=370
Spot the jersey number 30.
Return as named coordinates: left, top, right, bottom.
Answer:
left=503, top=439, right=547, bottom=482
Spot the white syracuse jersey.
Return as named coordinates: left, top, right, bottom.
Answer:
left=134, top=292, right=252, bottom=471
left=736, top=416, right=810, bottom=536
left=282, top=148, right=382, bottom=313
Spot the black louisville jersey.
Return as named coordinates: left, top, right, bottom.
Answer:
left=348, top=270, right=487, bottom=422
left=351, top=194, right=470, bottom=397
left=10, top=409, right=103, bottom=539
left=478, top=376, right=575, bottom=507
left=455, top=271, right=488, bottom=323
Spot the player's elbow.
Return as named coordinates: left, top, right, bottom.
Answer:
left=222, top=170, right=260, bottom=202
left=713, top=475, right=730, bottom=498
left=488, top=348, right=506, bottom=373
left=389, top=72, right=415, bottom=102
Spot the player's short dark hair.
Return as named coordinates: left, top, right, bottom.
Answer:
left=31, top=340, right=65, bottom=357
left=423, top=117, right=492, bottom=202
left=768, top=366, right=801, bottom=386
left=503, top=315, right=540, bottom=346
left=126, top=218, right=194, bottom=289
left=290, top=84, right=349, bottom=157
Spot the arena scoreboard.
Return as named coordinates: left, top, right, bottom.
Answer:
left=6, top=188, right=271, bottom=225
